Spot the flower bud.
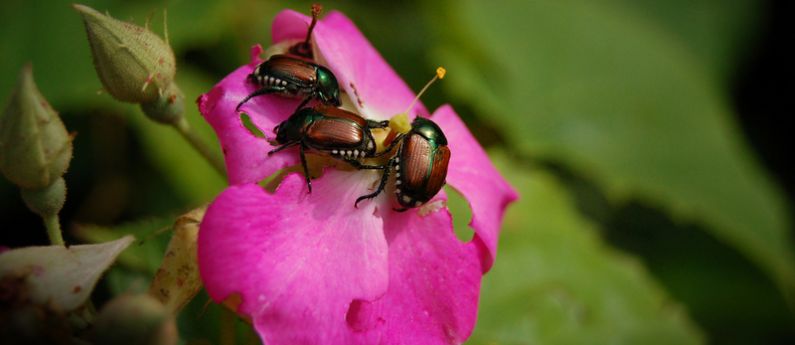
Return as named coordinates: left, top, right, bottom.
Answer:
left=21, top=177, right=66, bottom=218
left=73, top=4, right=176, bottom=104
left=0, top=65, right=73, bottom=190
left=93, top=294, right=177, bottom=345
left=140, top=83, right=184, bottom=125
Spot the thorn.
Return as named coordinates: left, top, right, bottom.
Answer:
left=145, top=10, right=154, bottom=30
left=163, top=9, right=169, bottom=45
left=141, top=74, right=154, bottom=92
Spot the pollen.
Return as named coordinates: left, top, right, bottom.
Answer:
left=389, top=113, right=411, bottom=134
left=436, top=66, right=446, bottom=79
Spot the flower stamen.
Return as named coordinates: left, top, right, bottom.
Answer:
left=379, top=67, right=447, bottom=151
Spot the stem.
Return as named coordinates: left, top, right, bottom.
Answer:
left=220, top=308, right=236, bottom=345
left=43, top=213, right=65, bottom=246
left=172, top=117, right=227, bottom=178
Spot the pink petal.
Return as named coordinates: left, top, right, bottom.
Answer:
left=272, top=10, right=424, bottom=120
left=198, top=46, right=304, bottom=184
left=432, top=105, right=519, bottom=272
left=347, top=209, right=483, bottom=344
left=198, top=171, right=390, bottom=344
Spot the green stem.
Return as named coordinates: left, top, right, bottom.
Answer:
left=172, top=117, right=227, bottom=178
left=44, top=213, right=65, bottom=246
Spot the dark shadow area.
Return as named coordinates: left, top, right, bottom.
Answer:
left=0, top=109, right=187, bottom=248
left=733, top=0, right=794, bottom=216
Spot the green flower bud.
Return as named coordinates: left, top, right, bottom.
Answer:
left=93, top=294, right=177, bottom=345
left=21, top=177, right=66, bottom=218
left=0, top=65, right=73, bottom=190
left=140, top=83, right=185, bottom=125
left=73, top=4, right=176, bottom=104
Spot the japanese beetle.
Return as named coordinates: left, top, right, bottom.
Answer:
left=355, top=117, right=450, bottom=211
left=236, top=55, right=341, bottom=112
left=354, top=67, right=450, bottom=210
left=269, top=105, right=392, bottom=192
left=236, top=5, right=340, bottom=112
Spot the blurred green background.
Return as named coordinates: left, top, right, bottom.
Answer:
left=1, top=0, right=793, bottom=344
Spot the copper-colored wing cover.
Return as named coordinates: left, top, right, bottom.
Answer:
left=401, top=134, right=450, bottom=199
left=266, top=55, right=317, bottom=82
left=402, top=134, right=432, bottom=189
left=306, top=118, right=364, bottom=147
left=424, top=145, right=450, bottom=196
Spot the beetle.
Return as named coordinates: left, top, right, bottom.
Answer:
left=236, top=54, right=341, bottom=112
left=269, top=104, right=393, bottom=192
left=354, top=116, right=451, bottom=211
left=236, top=6, right=338, bottom=112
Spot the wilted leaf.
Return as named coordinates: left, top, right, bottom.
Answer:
left=149, top=207, right=204, bottom=314
left=0, top=236, right=133, bottom=311
left=459, top=156, right=703, bottom=344
left=437, top=0, right=795, bottom=296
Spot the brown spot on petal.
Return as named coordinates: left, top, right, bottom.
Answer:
left=73, top=286, right=82, bottom=293
left=349, top=82, right=364, bottom=107
left=30, top=265, right=45, bottom=276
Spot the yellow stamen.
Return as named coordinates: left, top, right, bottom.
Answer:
left=375, top=67, right=448, bottom=153
left=387, top=66, right=447, bottom=136
left=436, top=67, right=446, bottom=79
left=401, top=66, right=446, bottom=118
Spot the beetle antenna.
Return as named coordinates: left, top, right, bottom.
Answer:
left=403, top=67, right=446, bottom=116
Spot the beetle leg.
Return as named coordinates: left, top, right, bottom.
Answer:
left=299, top=143, right=312, bottom=193
left=354, top=162, right=391, bottom=208
left=346, top=160, right=384, bottom=170
left=295, top=97, right=311, bottom=113
left=267, top=141, right=299, bottom=155
left=392, top=207, right=410, bottom=213
left=236, top=87, right=276, bottom=111
left=373, top=134, right=405, bottom=158
left=366, top=119, right=390, bottom=128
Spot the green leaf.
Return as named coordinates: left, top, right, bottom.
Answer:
left=74, top=216, right=174, bottom=274
left=437, top=0, right=795, bottom=296
left=74, top=217, right=174, bottom=297
left=606, top=0, right=760, bottom=80
left=0, top=236, right=134, bottom=311
left=459, top=156, right=703, bottom=344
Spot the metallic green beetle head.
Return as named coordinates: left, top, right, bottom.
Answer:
left=315, top=66, right=341, bottom=107
left=411, top=117, right=448, bottom=147
left=274, top=108, right=320, bottom=144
